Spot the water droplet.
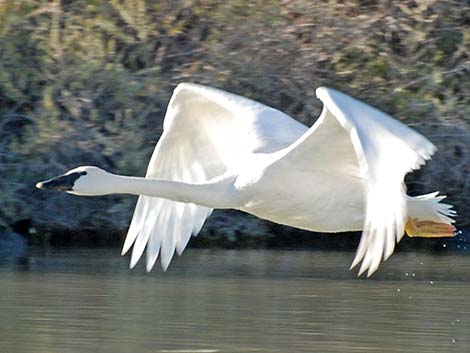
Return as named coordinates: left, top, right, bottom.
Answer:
left=405, top=272, right=409, bottom=276
left=430, top=281, right=434, bottom=285
left=420, top=262, right=424, bottom=265
left=443, top=244, right=447, bottom=248
left=451, top=322, right=455, bottom=326
left=412, top=273, right=416, bottom=277
left=452, top=339, right=456, bottom=343
left=397, top=288, right=401, bottom=292
left=408, top=296, right=412, bottom=299
left=456, top=319, right=460, bottom=323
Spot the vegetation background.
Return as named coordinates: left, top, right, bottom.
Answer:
left=0, top=0, right=468, bottom=247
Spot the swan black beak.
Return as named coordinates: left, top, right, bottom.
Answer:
left=36, top=172, right=86, bottom=192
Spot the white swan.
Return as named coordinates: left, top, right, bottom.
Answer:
left=36, top=83, right=456, bottom=276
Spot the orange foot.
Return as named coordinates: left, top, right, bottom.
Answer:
left=405, top=218, right=456, bottom=238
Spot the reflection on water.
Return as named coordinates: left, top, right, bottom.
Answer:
left=0, top=248, right=469, bottom=353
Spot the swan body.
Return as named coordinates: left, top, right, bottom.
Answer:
left=37, top=83, right=456, bottom=276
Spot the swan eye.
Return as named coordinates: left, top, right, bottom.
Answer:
left=36, top=171, right=87, bottom=192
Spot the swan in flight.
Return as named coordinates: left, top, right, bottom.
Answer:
left=36, top=83, right=456, bottom=276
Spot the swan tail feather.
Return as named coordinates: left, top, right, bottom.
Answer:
left=406, top=192, right=457, bottom=238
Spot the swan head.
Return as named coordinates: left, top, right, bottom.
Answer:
left=36, top=166, right=112, bottom=196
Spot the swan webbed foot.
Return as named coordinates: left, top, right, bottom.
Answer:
left=405, top=218, right=456, bottom=238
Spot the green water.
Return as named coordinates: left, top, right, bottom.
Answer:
left=0, top=248, right=469, bottom=353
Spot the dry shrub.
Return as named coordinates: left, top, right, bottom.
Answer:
left=0, top=0, right=468, bottom=234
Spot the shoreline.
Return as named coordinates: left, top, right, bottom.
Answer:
left=4, top=227, right=468, bottom=253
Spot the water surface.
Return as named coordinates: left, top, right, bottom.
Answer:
left=1, top=248, right=469, bottom=353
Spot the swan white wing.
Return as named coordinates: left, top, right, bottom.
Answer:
left=271, top=87, right=435, bottom=277
left=122, top=83, right=305, bottom=271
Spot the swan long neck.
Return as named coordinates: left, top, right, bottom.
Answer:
left=107, top=174, right=237, bottom=209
